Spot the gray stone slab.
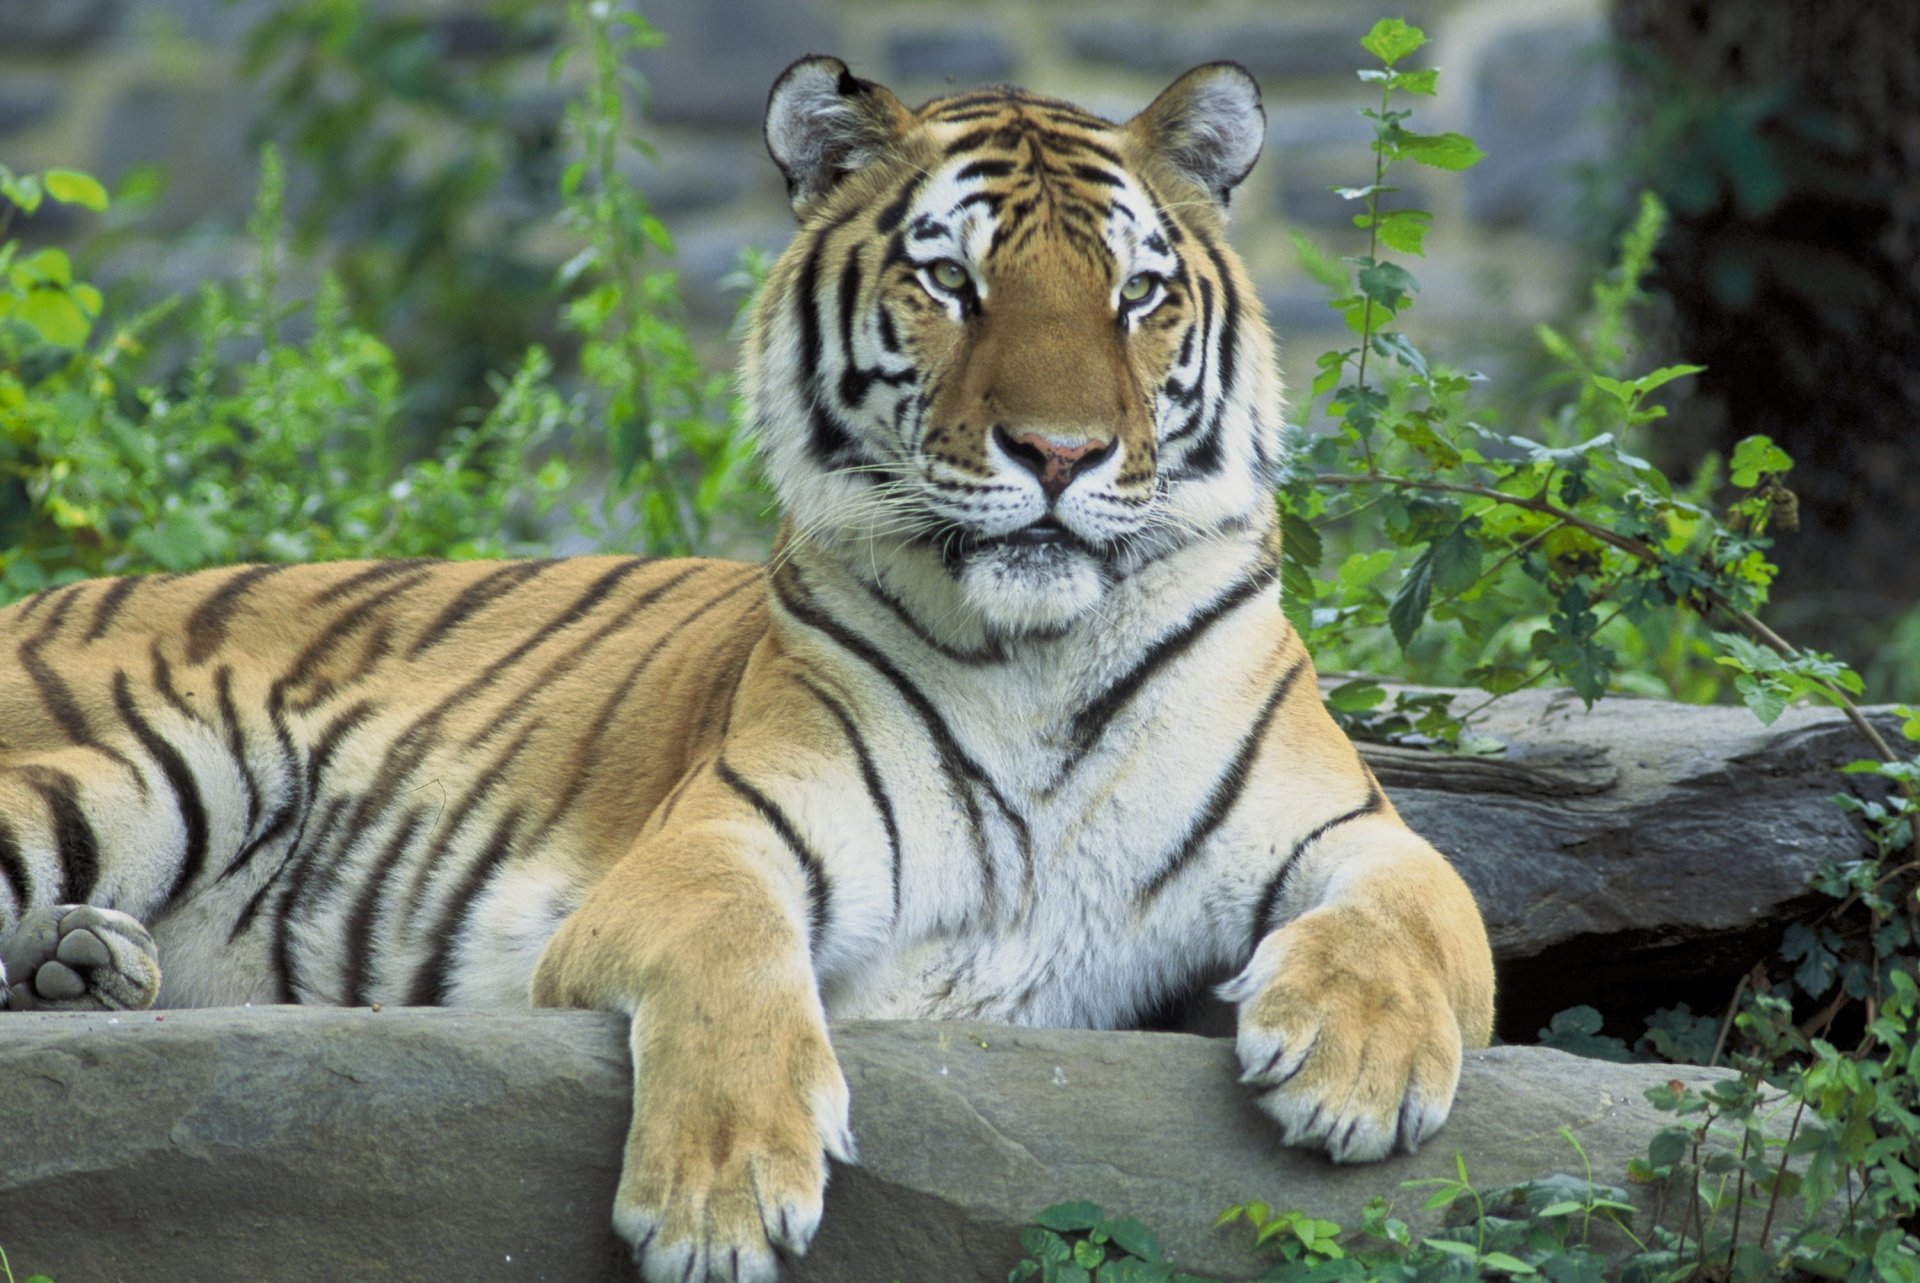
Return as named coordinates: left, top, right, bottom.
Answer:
left=0, top=1007, right=1741, bottom=1282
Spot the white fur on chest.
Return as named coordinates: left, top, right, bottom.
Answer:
left=806, top=539, right=1287, bottom=1028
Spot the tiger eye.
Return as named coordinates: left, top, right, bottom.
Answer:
left=930, top=260, right=969, bottom=291
left=1120, top=273, right=1157, bottom=303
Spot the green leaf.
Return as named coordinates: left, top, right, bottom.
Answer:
left=1369, top=208, right=1432, bottom=255
left=14, top=288, right=92, bottom=347
left=1422, top=1238, right=1477, bottom=1258
left=1289, top=230, right=1350, bottom=293
left=1369, top=331, right=1428, bottom=378
left=1394, top=131, right=1486, bottom=171
left=1073, top=1239, right=1105, bottom=1269
left=1733, top=673, right=1789, bottom=725
left=1361, top=18, right=1427, bottom=67
left=43, top=167, right=109, bottom=211
left=1387, top=544, right=1435, bottom=650
left=1100, top=1218, right=1161, bottom=1262
left=1646, top=1126, right=1690, bottom=1169
left=1357, top=261, right=1418, bottom=310
left=1729, top=434, right=1794, bottom=486
left=1481, top=1252, right=1539, bottom=1276
left=1391, top=68, right=1439, bottom=95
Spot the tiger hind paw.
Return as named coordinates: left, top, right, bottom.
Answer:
left=0, top=904, right=161, bottom=1012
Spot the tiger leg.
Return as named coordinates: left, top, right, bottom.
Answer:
left=0, top=752, right=180, bottom=1012
left=0, top=904, right=159, bottom=1011
left=530, top=792, right=852, bottom=1283
left=1224, top=812, right=1495, bottom=1161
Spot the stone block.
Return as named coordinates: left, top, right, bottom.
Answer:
left=96, top=80, right=260, bottom=230
left=0, top=81, right=60, bottom=138
left=0, top=0, right=125, bottom=54
left=0, top=1007, right=1758, bottom=1282
left=1063, top=12, right=1431, bottom=84
left=883, top=28, right=1020, bottom=85
left=1465, top=19, right=1617, bottom=235
left=630, top=0, right=840, bottom=128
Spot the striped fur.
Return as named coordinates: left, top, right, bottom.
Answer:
left=0, top=61, right=1493, bottom=1283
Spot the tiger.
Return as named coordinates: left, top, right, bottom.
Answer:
left=0, top=57, right=1494, bottom=1282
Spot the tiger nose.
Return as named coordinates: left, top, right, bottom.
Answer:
left=993, top=426, right=1117, bottom=500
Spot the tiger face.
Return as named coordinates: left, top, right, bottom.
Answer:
left=749, top=60, right=1281, bottom=638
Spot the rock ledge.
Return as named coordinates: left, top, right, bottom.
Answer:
left=1, top=1007, right=1720, bottom=1282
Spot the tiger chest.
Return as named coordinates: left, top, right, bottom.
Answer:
left=818, top=736, right=1254, bottom=1029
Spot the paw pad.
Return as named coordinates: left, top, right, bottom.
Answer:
left=1, top=905, right=160, bottom=1011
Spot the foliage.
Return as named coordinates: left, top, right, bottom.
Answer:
left=0, top=1243, right=53, bottom=1283
left=1277, top=22, right=1891, bottom=744
left=240, top=0, right=564, bottom=444
left=0, top=2, right=765, bottom=601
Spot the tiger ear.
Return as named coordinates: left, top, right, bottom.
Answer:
left=765, top=55, right=911, bottom=214
left=1127, top=62, right=1266, bottom=206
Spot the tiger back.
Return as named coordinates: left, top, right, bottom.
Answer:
left=0, top=59, right=1493, bottom=1283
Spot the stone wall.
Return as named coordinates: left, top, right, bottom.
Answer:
left=1, top=0, right=1618, bottom=395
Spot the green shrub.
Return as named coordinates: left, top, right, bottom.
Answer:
left=0, top=1, right=765, bottom=603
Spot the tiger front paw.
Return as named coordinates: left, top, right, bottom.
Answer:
left=617, top=1004, right=855, bottom=1283
left=0, top=904, right=161, bottom=1012
left=1222, top=904, right=1465, bottom=1163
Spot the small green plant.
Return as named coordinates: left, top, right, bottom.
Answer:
left=1010, top=1202, right=1211, bottom=1283
left=0, top=1241, right=54, bottom=1283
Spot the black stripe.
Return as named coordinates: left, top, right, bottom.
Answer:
left=112, top=671, right=210, bottom=907
left=1053, top=560, right=1278, bottom=782
left=265, top=794, right=352, bottom=1000
left=186, top=565, right=289, bottom=664
left=1247, top=783, right=1386, bottom=954
left=836, top=254, right=870, bottom=407
left=242, top=697, right=379, bottom=900
left=149, top=641, right=200, bottom=722
left=771, top=565, right=1020, bottom=900
left=309, top=557, right=441, bottom=605
left=465, top=564, right=720, bottom=751
left=0, top=817, right=30, bottom=911
left=956, top=158, right=1016, bottom=181
left=859, top=574, right=1006, bottom=665
left=796, top=675, right=903, bottom=923
left=284, top=568, right=439, bottom=705
left=929, top=90, right=1013, bottom=114
left=717, top=758, right=831, bottom=953
left=1166, top=236, right=1242, bottom=482
left=18, top=588, right=140, bottom=782
left=1136, top=657, right=1307, bottom=904
left=211, top=666, right=263, bottom=840
left=408, top=806, right=527, bottom=1007
left=86, top=575, right=143, bottom=641
left=875, top=175, right=924, bottom=233
left=409, top=559, right=558, bottom=657
left=399, top=718, right=545, bottom=929
left=1069, top=162, right=1122, bottom=187
left=218, top=682, right=305, bottom=884
left=342, top=806, right=430, bottom=1005
left=287, top=561, right=661, bottom=900
left=24, top=768, right=100, bottom=905
left=532, top=574, right=762, bottom=836
left=1162, top=276, right=1214, bottom=446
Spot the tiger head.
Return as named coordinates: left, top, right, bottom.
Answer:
left=747, top=58, right=1281, bottom=638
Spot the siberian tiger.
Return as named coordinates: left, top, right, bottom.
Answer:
left=0, top=58, right=1494, bottom=1282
